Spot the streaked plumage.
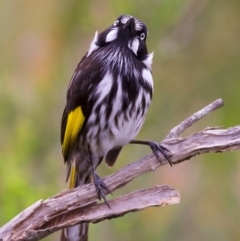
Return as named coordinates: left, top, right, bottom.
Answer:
left=60, top=14, right=155, bottom=241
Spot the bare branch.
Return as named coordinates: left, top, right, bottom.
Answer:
left=0, top=185, right=179, bottom=241
left=18, top=186, right=179, bottom=241
left=1, top=99, right=240, bottom=241
left=165, top=98, right=224, bottom=139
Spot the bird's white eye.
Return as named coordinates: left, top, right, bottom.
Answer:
left=113, top=20, right=119, bottom=26
left=140, top=33, right=145, bottom=40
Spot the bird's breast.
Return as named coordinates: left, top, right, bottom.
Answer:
left=84, top=69, right=152, bottom=156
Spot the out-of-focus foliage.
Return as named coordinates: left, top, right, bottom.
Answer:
left=0, top=0, right=240, bottom=240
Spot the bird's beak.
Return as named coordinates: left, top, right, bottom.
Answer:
left=125, top=17, right=135, bottom=34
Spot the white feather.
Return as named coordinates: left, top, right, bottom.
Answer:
left=109, top=86, right=145, bottom=147
left=128, top=38, right=139, bottom=56
left=134, top=89, right=143, bottom=115
left=86, top=72, right=152, bottom=155
left=121, top=15, right=131, bottom=24
left=87, top=31, right=99, bottom=57
left=134, top=19, right=143, bottom=31
left=142, top=68, right=153, bottom=88
left=142, top=52, right=154, bottom=70
left=108, top=75, right=122, bottom=122
left=94, top=71, right=113, bottom=107
left=99, top=105, right=106, bottom=129
left=133, top=68, right=140, bottom=79
left=106, top=28, right=118, bottom=42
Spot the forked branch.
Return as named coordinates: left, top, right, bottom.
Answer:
left=1, top=98, right=240, bottom=241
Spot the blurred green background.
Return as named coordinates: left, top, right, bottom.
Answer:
left=1, top=0, right=240, bottom=240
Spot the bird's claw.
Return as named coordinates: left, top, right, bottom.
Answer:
left=149, top=141, right=173, bottom=166
left=93, top=173, right=112, bottom=208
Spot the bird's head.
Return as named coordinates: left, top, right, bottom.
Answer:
left=87, top=15, right=153, bottom=68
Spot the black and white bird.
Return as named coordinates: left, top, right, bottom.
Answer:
left=60, top=14, right=171, bottom=241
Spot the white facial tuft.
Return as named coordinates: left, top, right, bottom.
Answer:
left=87, top=31, right=99, bottom=57
left=120, top=15, right=144, bottom=31
left=142, top=52, right=154, bottom=70
left=134, top=19, right=144, bottom=31
left=121, top=15, right=131, bottom=24
left=128, top=38, right=139, bottom=56
left=106, top=28, right=118, bottom=42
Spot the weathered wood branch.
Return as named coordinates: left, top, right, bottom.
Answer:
left=1, top=185, right=178, bottom=241
left=1, top=98, right=240, bottom=241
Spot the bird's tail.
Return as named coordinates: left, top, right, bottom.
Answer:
left=60, top=162, right=90, bottom=241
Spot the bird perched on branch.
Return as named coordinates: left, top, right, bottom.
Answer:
left=60, top=14, right=171, bottom=241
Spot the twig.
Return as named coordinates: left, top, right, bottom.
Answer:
left=1, top=99, right=240, bottom=241
left=165, top=98, right=224, bottom=139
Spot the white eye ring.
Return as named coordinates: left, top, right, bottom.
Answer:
left=140, top=33, right=145, bottom=40
left=113, top=20, right=119, bottom=26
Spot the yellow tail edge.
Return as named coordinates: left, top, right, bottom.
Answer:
left=69, top=165, right=77, bottom=189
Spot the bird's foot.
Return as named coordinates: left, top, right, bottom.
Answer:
left=93, top=172, right=112, bottom=208
left=130, top=140, right=173, bottom=166
left=148, top=141, right=173, bottom=166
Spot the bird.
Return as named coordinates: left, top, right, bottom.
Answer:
left=60, top=14, right=172, bottom=241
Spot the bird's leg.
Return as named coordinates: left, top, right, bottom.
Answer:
left=92, top=172, right=112, bottom=208
left=130, top=140, right=173, bottom=166
left=88, top=145, right=112, bottom=208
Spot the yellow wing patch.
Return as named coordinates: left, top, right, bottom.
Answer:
left=62, top=107, right=85, bottom=161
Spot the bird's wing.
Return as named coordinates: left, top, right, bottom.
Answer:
left=61, top=56, right=103, bottom=183
left=61, top=106, right=85, bottom=162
